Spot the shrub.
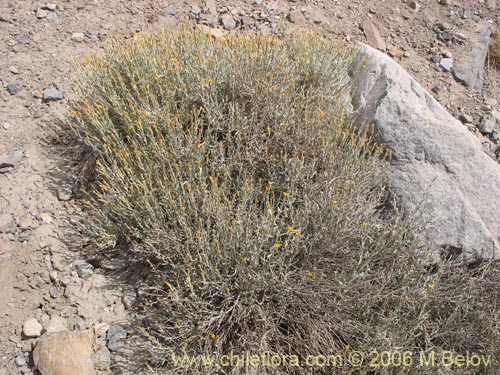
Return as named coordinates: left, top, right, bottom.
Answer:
left=72, top=30, right=500, bottom=375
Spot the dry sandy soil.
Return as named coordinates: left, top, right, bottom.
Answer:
left=0, top=0, right=499, bottom=374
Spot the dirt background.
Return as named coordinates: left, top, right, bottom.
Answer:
left=0, top=0, right=499, bottom=374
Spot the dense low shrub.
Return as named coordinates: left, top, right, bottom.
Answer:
left=72, top=30, right=500, bottom=375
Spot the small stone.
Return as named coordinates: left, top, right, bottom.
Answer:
left=43, top=87, right=64, bottom=101
left=93, top=346, right=111, bottom=368
left=23, top=318, right=43, bottom=338
left=49, top=270, right=58, bottom=282
left=15, top=356, right=26, bottom=367
left=9, top=66, right=18, bottom=74
left=7, top=83, right=21, bottom=95
left=71, top=32, right=85, bottom=42
left=479, top=118, right=495, bottom=134
left=45, top=316, right=68, bottom=333
left=431, top=54, right=442, bottom=63
left=74, top=261, right=94, bottom=279
left=164, top=6, right=177, bottom=16
left=107, top=324, right=127, bottom=351
left=57, top=185, right=72, bottom=201
left=40, top=212, right=53, bottom=223
left=439, top=0, right=451, bottom=4
left=388, top=47, right=403, bottom=58
left=36, top=8, right=48, bottom=19
left=190, top=4, right=201, bottom=15
left=440, top=58, right=453, bottom=71
left=287, top=10, right=306, bottom=25
left=432, top=84, right=444, bottom=94
left=17, top=217, right=32, bottom=231
left=363, top=20, right=386, bottom=51
left=443, top=50, right=453, bottom=58
left=45, top=3, right=57, bottom=11
left=3, top=122, right=11, bottom=130
left=49, top=287, right=61, bottom=299
left=94, top=322, right=109, bottom=338
left=408, top=0, right=420, bottom=11
left=221, top=14, right=237, bottom=30
left=459, top=114, right=473, bottom=124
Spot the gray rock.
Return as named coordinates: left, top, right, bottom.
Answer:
left=0, top=148, right=23, bottom=172
left=479, top=118, right=495, bottom=134
left=221, top=14, right=237, bottom=30
left=164, top=6, right=177, bottom=15
left=15, top=355, right=26, bottom=367
left=451, top=21, right=492, bottom=91
left=45, top=3, right=57, bottom=11
left=43, top=87, right=64, bottom=101
left=350, top=44, right=500, bottom=261
left=74, top=261, right=94, bottom=279
left=7, top=83, right=21, bottom=95
left=439, top=57, right=453, bottom=71
left=49, top=287, right=61, bottom=298
left=92, top=346, right=111, bottom=368
left=431, top=54, right=441, bottom=63
left=432, top=84, right=443, bottom=94
left=57, top=185, right=72, bottom=201
left=107, top=324, right=127, bottom=352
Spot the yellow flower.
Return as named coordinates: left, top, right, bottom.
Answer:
left=274, top=243, right=282, bottom=250
left=287, top=225, right=294, bottom=232
left=210, top=332, right=217, bottom=340
left=362, top=221, right=368, bottom=229
left=345, top=344, right=351, bottom=351
left=241, top=256, right=249, bottom=263
left=332, top=199, right=338, bottom=205
left=306, top=271, right=313, bottom=278
left=428, top=283, right=436, bottom=290
left=283, top=192, right=289, bottom=198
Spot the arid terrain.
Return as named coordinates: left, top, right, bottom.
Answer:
left=1, top=0, right=499, bottom=374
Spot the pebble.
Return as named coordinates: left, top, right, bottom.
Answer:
left=74, top=261, right=94, bottom=279
left=7, top=83, right=21, bottom=95
left=71, top=32, right=85, bottom=42
left=431, top=54, right=442, bottom=63
left=15, top=355, right=26, bottom=367
left=43, top=87, right=64, bottom=101
left=46, top=3, right=57, bottom=11
left=287, top=10, right=306, bottom=25
left=479, top=118, right=495, bottom=134
left=408, top=0, right=420, bottom=11
left=221, top=14, right=237, bottom=30
left=45, top=316, right=68, bottom=333
left=164, top=6, right=177, bottom=16
left=49, top=287, right=61, bottom=298
left=36, top=8, right=48, bottom=19
left=40, top=212, right=53, bottom=223
left=459, top=114, right=473, bottom=124
left=440, top=57, right=453, bottom=71
left=363, top=20, right=386, bottom=51
left=432, top=84, right=444, bottom=94
left=107, top=324, right=127, bottom=351
left=57, top=185, right=72, bottom=201
left=3, top=122, right=11, bottom=130
left=388, top=47, right=403, bottom=58
left=190, top=4, right=201, bottom=15
left=93, top=346, right=112, bottom=368
left=49, top=270, right=58, bottom=282
left=9, top=66, right=18, bottom=74
left=23, top=318, right=43, bottom=338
